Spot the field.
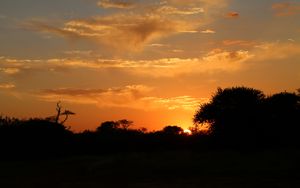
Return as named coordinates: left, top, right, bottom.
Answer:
left=1, top=149, right=300, bottom=188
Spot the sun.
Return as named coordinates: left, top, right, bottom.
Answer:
left=183, top=129, right=192, bottom=135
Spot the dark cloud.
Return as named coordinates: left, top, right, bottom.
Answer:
left=226, top=11, right=239, bottom=18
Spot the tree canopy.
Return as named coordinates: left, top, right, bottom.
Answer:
left=194, top=87, right=300, bottom=147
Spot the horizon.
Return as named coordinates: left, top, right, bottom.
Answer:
left=1, top=0, right=300, bottom=132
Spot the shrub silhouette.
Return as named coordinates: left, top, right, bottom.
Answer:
left=0, top=117, right=73, bottom=158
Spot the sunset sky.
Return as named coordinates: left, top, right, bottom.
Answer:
left=0, top=0, right=299, bottom=131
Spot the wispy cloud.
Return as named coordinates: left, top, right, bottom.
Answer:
left=222, top=40, right=256, bottom=47
left=0, top=48, right=253, bottom=77
left=97, top=0, right=136, bottom=9
left=157, top=6, right=204, bottom=15
left=38, top=85, right=151, bottom=105
left=148, top=43, right=169, bottom=48
left=63, top=50, right=94, bottom=56
left=201, top=29, right=216, bottom=34
left=0, top=83, right=15, bottom=89
left=142, top=96, right=209, bottom=110
left=6, top=42, right=300, bottom=77
left=254, top=42, right=300, bottom=61
left=37, top=85, right=206, bottom=111
left=4, top=41, right=298, bottom=78
left=25, top=14, right=196, bottom=51
left=24, top=0, right=229, bottom=51
left=0, top=67, right=20, bottom=75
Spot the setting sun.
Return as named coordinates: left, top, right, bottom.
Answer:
left=184, top=129, right=192, bottom=135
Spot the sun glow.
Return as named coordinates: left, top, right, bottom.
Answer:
left=183, top=129, right=192, bottom=135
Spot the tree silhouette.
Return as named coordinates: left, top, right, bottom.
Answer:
left=47, top=102, right=75, bottom=125
left=96, top=121, right=120, bottom=133
left=263, top=91, right=300, bottom=145
left=96, top=119, right=134, bottom=133
left=117, top=119, right=133, bottom=130
left=162, top=125, right=184, bottom=135
left=193, top=87, right=265, bottom=146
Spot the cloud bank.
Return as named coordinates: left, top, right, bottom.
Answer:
left=37, top=85, right=207, bottom=111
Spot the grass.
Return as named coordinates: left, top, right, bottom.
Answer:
left=0, top=149, right=300, bottom=188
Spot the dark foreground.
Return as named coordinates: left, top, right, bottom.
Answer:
left=1, top=149, right=300, bottom=188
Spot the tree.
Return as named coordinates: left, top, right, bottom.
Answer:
left=193, top=87, right=265, bottom=146
left=96, top=119, right=134, bottom=133
left=117, top=119, right=133, bottom=130
left=46, top=102, right=75, bottom=125
left=162, top=125, right=184, bottom=135
left=263, top=91, right=300, bottom=144
left=96, top=121, right=120, bottom=133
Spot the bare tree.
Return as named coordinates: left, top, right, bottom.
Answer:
left=53, top=101, right=75, bottom=125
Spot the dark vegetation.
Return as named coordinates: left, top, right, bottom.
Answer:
left=1, top=86, right=300, bottom=187
left=1, top=87, right=300, bottom=158
left=194, top=87, right=300, bottom=148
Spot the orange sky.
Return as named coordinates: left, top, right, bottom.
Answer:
left=0, top=0, right=300, bottom=131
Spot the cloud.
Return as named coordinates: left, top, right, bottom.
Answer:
left=0, top=83, right=15, bottom=89
left=24, top=21, right=79, bottom=39
left=26, top=14, right=196, bottom=51
left=0, top=67, right=21, bottom=75
left=25, top=0, right=229, bottom=51
left=142, top=96, right=209, bottom=110
left=157, top=6, right=204, bottom=15
left=38, top=85, right=152, bottom=105
left=272, top=2, right=300, bottom=17
left=0, top=48, right=253, bottom=78
left=37, top=85, right=206, bottom=111
left=226, top=11, right=239, bottom=18
left=148, top=43, right=169, bottom=47
left=199, top=49, right=253, bottom=71
left=63, top=50, right=94, bottom=56
left=4, top=41, right=300, bottom=78
left=97, top=0, right=136, bottom=9
left=288, top=38, right=295, bottom=43
left=222, top=40, right=256, bottom=47
left=0, top=57, right=45, bottom=76
left=172, top=49, right=184, bottom=53
left=254, top=42, right=300, bottom=61
left=201, top=29, right=216, bottom=34
left=165, top=0, right=227, bottom=8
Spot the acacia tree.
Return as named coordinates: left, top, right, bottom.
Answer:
left=117, top=119, right=133, bottom=130
left=46, top=102, right=75, bottom=125
left=193, top=87, right=265, bottom=146
left=96, top=119, right=134, bottom=133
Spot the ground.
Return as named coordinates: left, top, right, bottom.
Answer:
left=0, top=149, right=300, bottom=188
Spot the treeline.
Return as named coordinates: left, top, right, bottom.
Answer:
left=0, top=117, right=205, bottom=158
left=0, top=86, right=300, bottom=158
